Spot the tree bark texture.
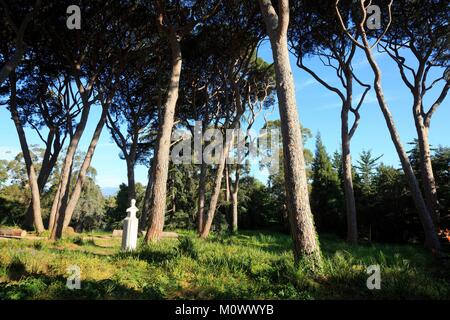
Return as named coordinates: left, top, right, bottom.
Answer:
left=259, top=0, right=322, bottom=264
left=145, top=30, right=182, bottom=242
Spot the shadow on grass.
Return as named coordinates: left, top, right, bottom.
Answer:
left=115, top=246, right=178, bottom=264
left=0, top=271, right=166, bottom=300
left=45, top=247, right=116, bottom=260
left=207, top=230, right=292, bottom=254
left=3, top=267, right=447, bottom=300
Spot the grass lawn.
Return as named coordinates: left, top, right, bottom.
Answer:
left=0, top=230, right=448, bottom=300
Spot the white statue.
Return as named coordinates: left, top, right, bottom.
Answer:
left=122, top=199, right=139, bottom=251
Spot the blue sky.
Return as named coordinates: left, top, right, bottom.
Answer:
left=1, top=40, right=449, bottom=191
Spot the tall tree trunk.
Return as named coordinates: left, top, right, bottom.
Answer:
left=55, top=107, right=107, bottom=236
left=225, top=165, right=230, bottom=202
left=126, top=159, right=136, bottom=205
left=140, top=158, right=156, bottom=231
left=197, top=161, right=207, bottom=234
left=144, top=30, right=182, bottom=243
left=24, top=130, right=62, bottom=229
left=259, top=0, right=322, bottom=265
left=230, top=166, right=239, bottom=233
left=224, top=164, right=231, bottom=230
left=200, top=68, right=244, bottom=238
left=8, top=72, right=45, bottom=233
left=341, top=110, right=358, bottom=244
left=126, top=133, right=139, bottom=205
left=48, top=156, right=74, bottom=231
left=48, top=183, right=61, bottom=232
left=200, top=130, right=236, bottom=238
left=140, top=94, right=162, bottom=231
left=23, top=130, right=54, bottom=229
left=418, top=128, right=439, bottom=226
left=359, top=34, right=441, bottom=253
left=413, top=102, right=440, bottom=227
left=48, top=168, right=69, bottom=233
left=171, top=182, right=176, bottom=214
left=49, top=102, right=91, bottom=240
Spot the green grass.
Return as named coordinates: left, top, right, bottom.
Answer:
left=0, top=230, right=448, bottom=300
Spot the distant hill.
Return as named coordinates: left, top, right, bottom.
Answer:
left=102, top=187, right=119, bottom=197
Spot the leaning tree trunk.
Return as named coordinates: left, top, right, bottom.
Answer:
left=48, top=158, right=73, bottom=232
left=144, top=31, right=182, bottom=243
left=197, top=161, right=207, bottom=234
left=225, top=165, right=230, bottom=203
left=418, top=128, right=439, bottom=226
left=413, top=101, right=440, bottom=227
left=259, top=0, right=322, bottom=265
left=126, top=159, right=137, bottom=205
left=54, top=107, right=107, bottom=237
left=140, top=158, right=156, bottom=231
left=360, top=34, right=441, bottom=253
left=342, top=106, right=358, bottom=244
left=341, top=67, right=358, bottom=245
left=200, top=72, right=244, bottom=239
left=24, top=130, right=62, bottom=229
left=48, top=183, right=61, bottom=232
left=49, top=103, right=91, bottom=240
left=23, top=130, right=54, bottom=229
left=8, top=72, right=45, bottom=233
left=200, top=129, right=237, bottom=238
left=126, top=133, right=139, bottom=205
left=224, top=164, right=231, bottom=230
left=230, top=166, right=240, bottom=233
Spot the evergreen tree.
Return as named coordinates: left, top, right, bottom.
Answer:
left=311, top=134, right=344, bottom=234
left=432, top=147, right=450, bottom=229
left=355, top=150, right=382, bottom=197
left=71, top=177, right=106, bottom=233
left=262, top=120, right=314, bottom=232
left=332, top=150, right=343, bottom=184
left=371, top=164, right=418, bottom=243
left=354, top=150, right=382, bottom=241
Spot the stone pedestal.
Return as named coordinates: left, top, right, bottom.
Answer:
left=121, top=199, right=139, bottom=251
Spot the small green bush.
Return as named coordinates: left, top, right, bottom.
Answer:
left=7, top=256, right=27, bottom=281
left=176, top=236, right=198, bottom=259
left=33, top=241, right=44, bottom=250
left=72, top=236, right=84, bottom=245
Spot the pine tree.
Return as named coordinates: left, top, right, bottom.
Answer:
left=355, top=150, right=382, bottom=198
left=354, top=150, right=382, bottom=241
left=311, top=134, right=344, bottom=234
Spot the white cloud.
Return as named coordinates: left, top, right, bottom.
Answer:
left=296, top=78, right=317, bottom=90
left=316, top=92, right=380, bottom=111
left=354, top=92, right=378, bottom=105
left=353, top=51, right=385, bottom=70
left=0, top=146, right=20, bottom=160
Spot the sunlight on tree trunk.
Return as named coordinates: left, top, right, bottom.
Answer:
left=8, top=72, right=45, bottom=233
left=259, top=0, right=322, bottom=266
left=145, top=31, right=182, bottom=243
